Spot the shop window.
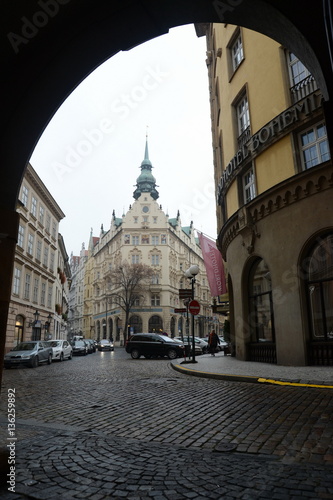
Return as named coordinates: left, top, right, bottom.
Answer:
left=15, top=315, right=24, bottom=345
left=249, top=259, right=275, bottom=343
left=299, top=123, right=330, bottom=170
left=129, top=314, right=142, bottom=334
left=305, top=234, right=333, bottom=341
left=149, top=315, right=163, bottom=333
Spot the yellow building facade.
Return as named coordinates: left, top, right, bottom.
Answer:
left=199, top=23, right=333, bottom=366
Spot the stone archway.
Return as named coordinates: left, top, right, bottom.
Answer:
left=1, top=0, right=333, bottom=379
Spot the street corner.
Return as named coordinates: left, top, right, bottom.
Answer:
left=170, top=357, right=261, bottom=383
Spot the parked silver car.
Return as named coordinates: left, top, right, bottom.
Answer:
left=4, top=341, right=53, bottom=368
left=44, top=340, right=73, bottom=361
left=174, top=337, right=203, bottom=356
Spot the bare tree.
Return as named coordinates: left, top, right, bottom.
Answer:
left=108, top=261, right=154, bottom=343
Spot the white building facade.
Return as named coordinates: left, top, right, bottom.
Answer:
left=79, top=140, right=220, bottom=344
left=5, top=164, right=67, bottom=351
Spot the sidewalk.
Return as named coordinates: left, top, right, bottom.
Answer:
left=171, top=352, right=333, bottom=388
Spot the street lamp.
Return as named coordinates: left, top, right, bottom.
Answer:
left=29, top=310, right=53, bottom=340
left=184, top=264, right=199, bottom=363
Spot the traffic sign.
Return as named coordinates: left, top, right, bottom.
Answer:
left=178, top=289, right=193, bottom=299
left=174, top=308, right=187, bottom=313
left=188, top=300, right=200, bottom=315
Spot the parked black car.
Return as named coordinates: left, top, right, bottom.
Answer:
left=72, top=340, right=88, bottom=356
left=84, top=339, right=96, bottom=353
left=125, top=333, right=185, bottom=359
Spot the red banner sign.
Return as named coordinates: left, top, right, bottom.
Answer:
left=198, top=232, right=227, bottom=296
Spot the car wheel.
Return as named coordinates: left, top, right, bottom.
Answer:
left=68, top=352, right=73, bottom=360
left=47, top=354, right=52, bottom=365
left=131, top=349, right=141, bottom=359
left=60, top=352, right=64, bottom=362
left=167, top=349, right=178, bottom=360
left=31, top=356, right=39, bottom=368
left=144, top=354, right=152, bottom=359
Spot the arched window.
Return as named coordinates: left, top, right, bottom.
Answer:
left=116, top=318, right=121, bottom=342
left=108, top=318, right=113, bottom=340
left=249, top=258, right=275, bottom=343
left=178, top=317, right=183, bottom=336
left=305, top=234, right=333, bottom=341
left=129, top=315, right=142, bottom=334
left=170, top=316, right=175, bottom=336
left=149, top=315, right=163, bottom=333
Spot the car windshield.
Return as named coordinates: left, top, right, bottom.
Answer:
left=12, top=342, right=37, bottom=351
left=100, top=340, right=109, bottom=344
left=48, top=341, right=61, bottom=347
left=74, top=341, right=85, bottom=346
left=157, top=335, right=177, bottom=343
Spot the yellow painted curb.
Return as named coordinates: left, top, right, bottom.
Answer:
left=257, top=378, right=333, bottom=389
left=172, top=363, right=333, bottom=388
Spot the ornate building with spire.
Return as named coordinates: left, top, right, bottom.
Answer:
left=71, top=139, right=218, bottom=344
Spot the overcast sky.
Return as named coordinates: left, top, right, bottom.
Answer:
left=30, top=24, right=216, bottom=257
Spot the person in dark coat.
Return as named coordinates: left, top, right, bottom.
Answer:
left=208, top=330, right=220, bottom=356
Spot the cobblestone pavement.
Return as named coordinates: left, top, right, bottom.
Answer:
left=0, top=348, right=333, bottom=499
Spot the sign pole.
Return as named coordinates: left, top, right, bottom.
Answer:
left=191, top=279, right=195, bottom=363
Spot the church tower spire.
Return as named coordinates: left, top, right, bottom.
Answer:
left=133, top=133, right=159, bottom=200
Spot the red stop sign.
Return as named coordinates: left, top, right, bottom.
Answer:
left=188, top=300, right=200, bottom=315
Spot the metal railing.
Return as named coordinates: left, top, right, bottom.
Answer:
left=290, top=75, right=318, bottom=103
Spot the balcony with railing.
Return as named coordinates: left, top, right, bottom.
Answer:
left=237, top=126, right=251, bottom=150
left=290, top=75, right=318, bottom=104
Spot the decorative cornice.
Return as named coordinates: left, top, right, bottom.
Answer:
left=218, top=162, right=333, bottom=260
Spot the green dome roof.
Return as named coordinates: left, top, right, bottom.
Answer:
left=133, top=137, right=159, bottom=201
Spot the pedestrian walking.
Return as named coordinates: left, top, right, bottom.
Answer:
left=208, top=329, right=220, bottom=356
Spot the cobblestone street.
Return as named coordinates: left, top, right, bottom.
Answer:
left=1, top=348, right=333, bottom=499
